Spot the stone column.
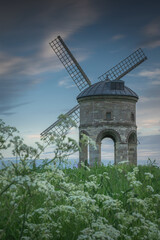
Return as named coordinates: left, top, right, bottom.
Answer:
left=79, top=142, right=88, bottom=166
left=89, top=142, right=101, bottom=167
left=128, top=131, right=137, bottom=165
left=115, top=142, right=128, bottom=164
left=128, top=143, right=137, bottom=165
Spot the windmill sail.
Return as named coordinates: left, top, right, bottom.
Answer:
left=98, top=48, right=147, bottom=81
left=41, top=104, right=80, bottom=137
left=50, top=36, right=91, bottom=91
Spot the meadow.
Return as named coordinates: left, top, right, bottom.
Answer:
left=0, top=119, right=160, bottom=239
left=0, top=161, right=160, bottom=240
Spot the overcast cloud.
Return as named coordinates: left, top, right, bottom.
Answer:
left=0, top=0, right=160, bottom=163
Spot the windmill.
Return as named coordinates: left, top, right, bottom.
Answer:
left=41, top=36, right=147, bottom=165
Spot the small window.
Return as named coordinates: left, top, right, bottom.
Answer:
left=131, top=113, right=135, bottom=122
left=106, top=112, right=112, bottom=121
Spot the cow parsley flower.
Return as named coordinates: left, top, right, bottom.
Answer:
left=144, top=172, right=154, bottom=180
left=146, top=185, right=154, bottom=192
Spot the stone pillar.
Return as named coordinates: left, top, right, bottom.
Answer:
left=89, top=142, right=101, bottom=167
left=115, top=142, right=128, bottom=164
left=79, top=144, right=88, bottom=164
left=128, top=132, right=137, bottom=165
left=128, top=143, right=137, bottom=165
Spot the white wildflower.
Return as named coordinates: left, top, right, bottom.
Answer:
left=103, top=196, right=122, bottom=211
left=78, top=217, right=120, bottom=240
left=84, top=181, right=98, bottom=191
left=80, top=162, right=90, bottom=171
left=103, top=171, right=110, bottom=180
left=131, top=180, right=142, bottom=188
left=118, top=160, right=129, bottom=165
left=88, top=175, right=97, bottom=182
left=144, top=172, right=154, bottom=180
left=94, top=194, right=111, bottom=203
left=126, top=168, right=142, bottom=188
left=118, top=168, right=123, bottom=173
left=152, top=194, right=160, bottom=200
left=133, top=167, right=139, bottom=174
left=146, top=185, right=154, bottom=192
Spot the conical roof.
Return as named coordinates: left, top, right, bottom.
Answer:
left=77, top=80, right=138, bottom=100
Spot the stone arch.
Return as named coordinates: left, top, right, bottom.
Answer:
left=127, top=131, right=137, bottom=165
left=96, top=129, right=121, bottom=144
left=127, top=130, right=137, bottom=144
left=96, top=129, right=121, bottom=165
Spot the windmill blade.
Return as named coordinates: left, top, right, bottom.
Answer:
left=98, top=48, right=147, bottom=81
left=50, top=36, right=91, bottom=91
left=40, top=104, right=80, bottom=137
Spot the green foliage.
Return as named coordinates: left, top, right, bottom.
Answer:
left=0, top=119, right=160, bottom=239
left=0, top=115, right=80, bottom=169
left=1, top=163, right=160, bottom=240
left=0, top=119, right=18, bottom=159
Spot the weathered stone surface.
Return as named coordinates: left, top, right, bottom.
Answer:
left=77, top=95, right=138, bottom=166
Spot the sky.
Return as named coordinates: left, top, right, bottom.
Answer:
left=0, top=0, right=160, bottom=165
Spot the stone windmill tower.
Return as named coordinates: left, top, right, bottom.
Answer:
left=41, top=36, right=147, bottom=166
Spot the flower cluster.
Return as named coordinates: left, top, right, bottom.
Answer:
left=0, top=163, right=160, bottom=240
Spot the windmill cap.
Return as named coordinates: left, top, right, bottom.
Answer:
left=77, top=80, right=138, bottom=100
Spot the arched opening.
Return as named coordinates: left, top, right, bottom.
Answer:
left=128, top=132, right=137, bottom=165
left=96, top=129, right=121, bottom=165
left=101, top=137, right=115, bottom=165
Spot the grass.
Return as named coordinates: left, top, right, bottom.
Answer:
left=0, top=161, right=160, bottom=240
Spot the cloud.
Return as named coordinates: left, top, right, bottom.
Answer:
left=59, top=79, right=69, bottom=87
left=138, top=119, right=160, bottom=128
left=137, top=98, right=160, bottom=137
left=151, top=80, right=160, bottom=85
left=143, top=18, right=160, bottom=37
left=0, top=0, right=99, bottom=41
left=135, top=73, right=160, bottom=138
left=138, top=135, right=160, bottom=165
left=27, top=134, right=40, bottom=139
left=141, top=17, right=160, bottom=49
left=2, top=43, right=91, bottom=79
left=138, top=68, right=160, bottom=79
left=0, top=102, right=31, bottom=116
left=1, top=112, right=16, bottom=116
left=143, top=85, right=160, bottom=99
left=0, top=48, right=66, bottom=115
left=58, top=77, right=76, bottom=89
left=111, top=34, right=125, bottom=41
left=0, top=50, right=64, bottom=77
left=142, top=40, right=160, bottom=49
left=0, top=0, right=99, bottom=113
left=101, top=138, right=114, bottom=162
left=0, top=53, right=26, bottom=75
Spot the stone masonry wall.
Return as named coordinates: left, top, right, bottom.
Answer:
left=78, top=96, right=138, bottom=166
